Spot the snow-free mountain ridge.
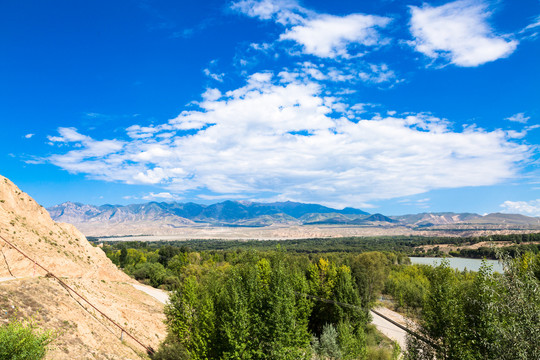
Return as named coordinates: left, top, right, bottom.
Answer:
left=48, top=201, right=540, bottom=233
left=48, top=200, right=370, bottom=227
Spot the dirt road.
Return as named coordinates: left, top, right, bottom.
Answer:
left=132, top=283, right=169, bottom=304
left=370, top=309, right=408, bottom=350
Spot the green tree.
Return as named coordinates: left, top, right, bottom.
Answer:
left=166, top=275, right=217, bottom=360
left=337, top=320, right=367, bottom=360
left=131, top=262, right=167, bottom=288
left=489, top=253, right=540, bottom=360
left=350, top=252, right=390, bottom=307
left=385, top=265, right=429, bottom=310
left=119, top=246, right=128, bottom=268
left=307, top=258, right=367, bottom=336
left=159, top=245, right=182, bottom=266
left=316, top=324, right=341, bottom=360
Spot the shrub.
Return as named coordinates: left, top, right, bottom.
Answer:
left=0, top=317, right=55, bottom=360
left=151, top=337, right=190, bottom=360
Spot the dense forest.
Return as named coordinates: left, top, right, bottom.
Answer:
left=100, top=236, right=540, bottom=359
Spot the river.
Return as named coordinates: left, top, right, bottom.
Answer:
left=409, top=257, right=504, bottom=273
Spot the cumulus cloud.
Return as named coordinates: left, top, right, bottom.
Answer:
left=24, top=133, right=34, bottom=139
left=280, top=13, right=391, bottom=58
left=45, top=73, right=530, bottom=206
left=232, top=0, right=391, bottom=59
left=409, top=0, right=518, bottom=67
left=46, top=128, right=126, bottom=181
left=501, top=199, right=540, bottom=217
left=506, top=113, right=530, bottom=124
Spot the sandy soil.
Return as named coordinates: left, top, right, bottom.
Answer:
left=0, top=277, right=167, bottom=359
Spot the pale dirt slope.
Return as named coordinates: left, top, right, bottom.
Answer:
left=0, top=175, right=167, bottom=359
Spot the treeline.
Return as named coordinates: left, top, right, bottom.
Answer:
left=448, top=243, right=540, bottom=259
left=98, top=237, right=427, bottom=253
left=102, top=242, right=409, bottom=291
left=97, top=232, right=540, bottom=260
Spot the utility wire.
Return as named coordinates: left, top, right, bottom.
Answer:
left=0, top=242, right=14, bottom=277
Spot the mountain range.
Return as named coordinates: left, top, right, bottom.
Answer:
left=48, top=200, right=370, bottom=227
left=47, top=200, right=540, bottom=237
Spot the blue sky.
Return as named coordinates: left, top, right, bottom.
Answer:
left=1, top=0, right=539, bottom=215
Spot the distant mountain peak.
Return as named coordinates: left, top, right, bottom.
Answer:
left=365, top=213, right=397, bottom=223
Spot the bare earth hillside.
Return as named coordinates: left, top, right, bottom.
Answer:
left=0, top=175, right=167, bottom=359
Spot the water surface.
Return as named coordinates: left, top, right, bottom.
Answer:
left=409, top=257, right=503, bottom=273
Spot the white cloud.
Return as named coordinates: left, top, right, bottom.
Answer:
left=45, top=73, right=530, bottom=206
left=142, top=192, right=183, bottom=201
left=521, top=14, right=540, bottom=38
left=358, top=64, right=399, bottom=85
left=48, top=127, right=91, bottom=143
left=501, top=199, right=540, bottom=217
left=202, top=88, right=223, bottom=101
left=278, top=61, right=400, bottom=86
left=506, top=112, right=530, bottom=124
left=233, top=0, right=390, bottom=59
left=409, top=0, right=518, bottom=67
left=280, top=13, right=391, bottom=58
left=46, top=128, right=125, bottom=181
left=203, top=68, right=225, bottom=82
left=231, top=0, right=307, bottom=25
left=24, top=133, right=34, bottom=139
left=126, top=125, right=161, bottom=139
